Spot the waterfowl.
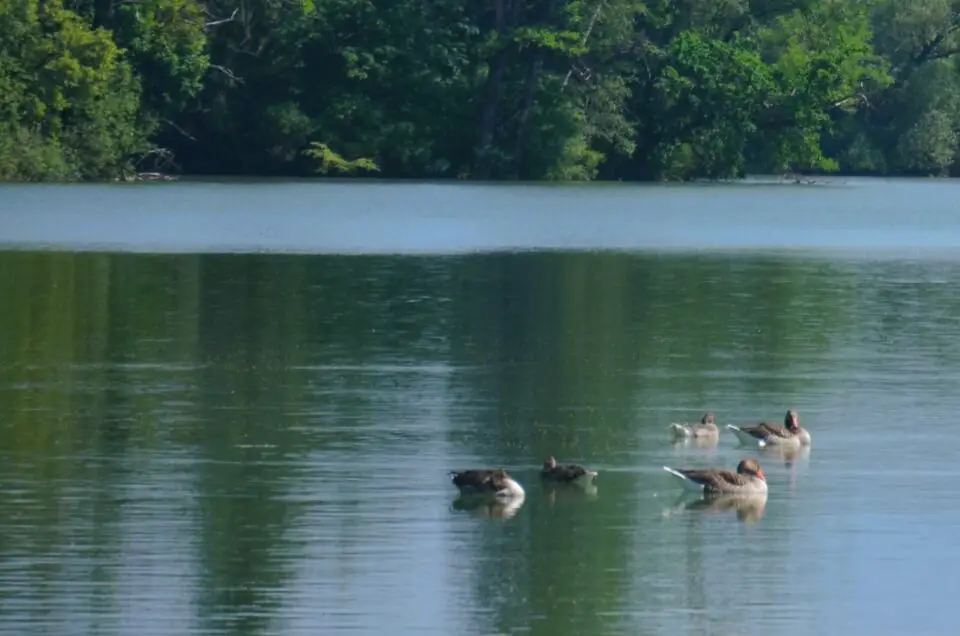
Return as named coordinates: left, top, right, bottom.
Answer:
left=540, top=456, right=598, bottom=487
left=662, top=458, right=768, bottom=495
left=449, top=468, right=525, bottom=498
left=669, top=412, right=719, bottom=440
left=726, top=409, right=811, bottom=448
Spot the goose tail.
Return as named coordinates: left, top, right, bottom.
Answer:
left=670, top=423, right=690, bottom=437
left=574, top=470, right=598, bottom=486
left=726, top=425, right=759, bottom=446
left=663, top=466, right=703, bottom=492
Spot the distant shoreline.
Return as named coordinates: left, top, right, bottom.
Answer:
left=94, top=172, right=954, bottom=187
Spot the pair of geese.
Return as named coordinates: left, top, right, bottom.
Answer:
left=449, top=409, right=811, bottom=499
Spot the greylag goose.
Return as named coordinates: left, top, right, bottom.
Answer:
left=662, top=458, right=767, bottom=495
left=449, top=468, right=525, bottom=498
left=726, top=409, right=811, bottom=448
left=540, top=456, right=598, bottom=486
left=669, top=412, right=719, bottom=440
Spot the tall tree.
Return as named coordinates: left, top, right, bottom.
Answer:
left=0, top=0, right=146, bottom=180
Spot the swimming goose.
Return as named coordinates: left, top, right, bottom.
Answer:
left=662, top=458, right=768, bottom=495
left=669, top=412, right=720, bottom=440
left=540, top=456, right=598, bottom=486
left=726, top=409, right=811, bottom=448
left=449, top=468, right=525, bottom=498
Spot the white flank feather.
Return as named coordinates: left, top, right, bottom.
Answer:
left=670, top=423, right=691, bottom=437
left=662, top=466, right=705, bottom=492
left=727, top=424, right=764, bottom=447
left=495, top=477, right=526, bottom=498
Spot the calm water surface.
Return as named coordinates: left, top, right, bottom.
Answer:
left=2, top=180, right=960, bottom=635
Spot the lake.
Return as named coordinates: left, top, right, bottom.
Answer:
left=1, top=177, right=960, bottom=635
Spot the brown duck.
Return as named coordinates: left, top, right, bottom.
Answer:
left=662, top=458, right=768, bottom=495
left=540, top=456, right=598, bottom=486
left=449, top=468, right=525, bottom=498
left=726, top=409, right=811, bottom=448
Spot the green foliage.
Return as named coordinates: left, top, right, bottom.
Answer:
left=5, top=0, right=960, bottom=182
left=113, top=0, right=209, bottom=116
left=0, top=125, right=75, bottom=181
left=896, top=109, right=958, bottom=174
left=0, top=0, right=148, bottom=180
left=648, top=31, right=775, bottom=179
left=303, top=142, right=379, bottom=175
left=513, top=27, right=587, bottom=55
left=758, top=0, right=891, bottom=168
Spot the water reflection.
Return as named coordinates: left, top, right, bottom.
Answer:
left=452, top=494, right=527, bottom=520
left=759, top=443, right=812, bottom=465
left=664, top=493, right=769, bottom=524
left=542, top=481, right=600, bottom=505
left=760, top=445, right=812, bottom=494
left=670, top=435, right=721, bottom=451
left=5, top=248, right=960, bottom=635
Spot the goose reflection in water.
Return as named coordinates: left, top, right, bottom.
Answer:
left=759, top=444, right=811, bottom=492
left=669, top=434, right=722, bottom=460
left=670, top=434, right=721, bottom=452
left=451, top=493, right=526, bottom=519
left=663, top=492, right=768, bottom=524
left=543, top=481, right=599, bottom=508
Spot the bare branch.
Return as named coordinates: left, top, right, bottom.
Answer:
left=135, top=146, right=181, bottom=173
left=926, top=46, right=960, bottom=62
left=226, top=36, right=270, bottom=58
left=913, top=19, right=960, bottom=66
left=255, top=36, right=270, bottom=57
left=210, top=64, right=244, bottom=83
left=832, top=93, right=870, bottom=110
left=562, top=0, right=605, bottom=91
left=206, top=7, right=238, bottom=27
left=161, top=118, right=196, bottom=141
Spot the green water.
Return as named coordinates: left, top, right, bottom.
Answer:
left=2, top=181, right=960, bottom=635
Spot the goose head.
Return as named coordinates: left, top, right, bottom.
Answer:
left=784, top=409, right=800, bottom=431
left=736, top=458, right=765, bottom=481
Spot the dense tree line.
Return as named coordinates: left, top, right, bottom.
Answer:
left=2, top=0, right=960, bottom=182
